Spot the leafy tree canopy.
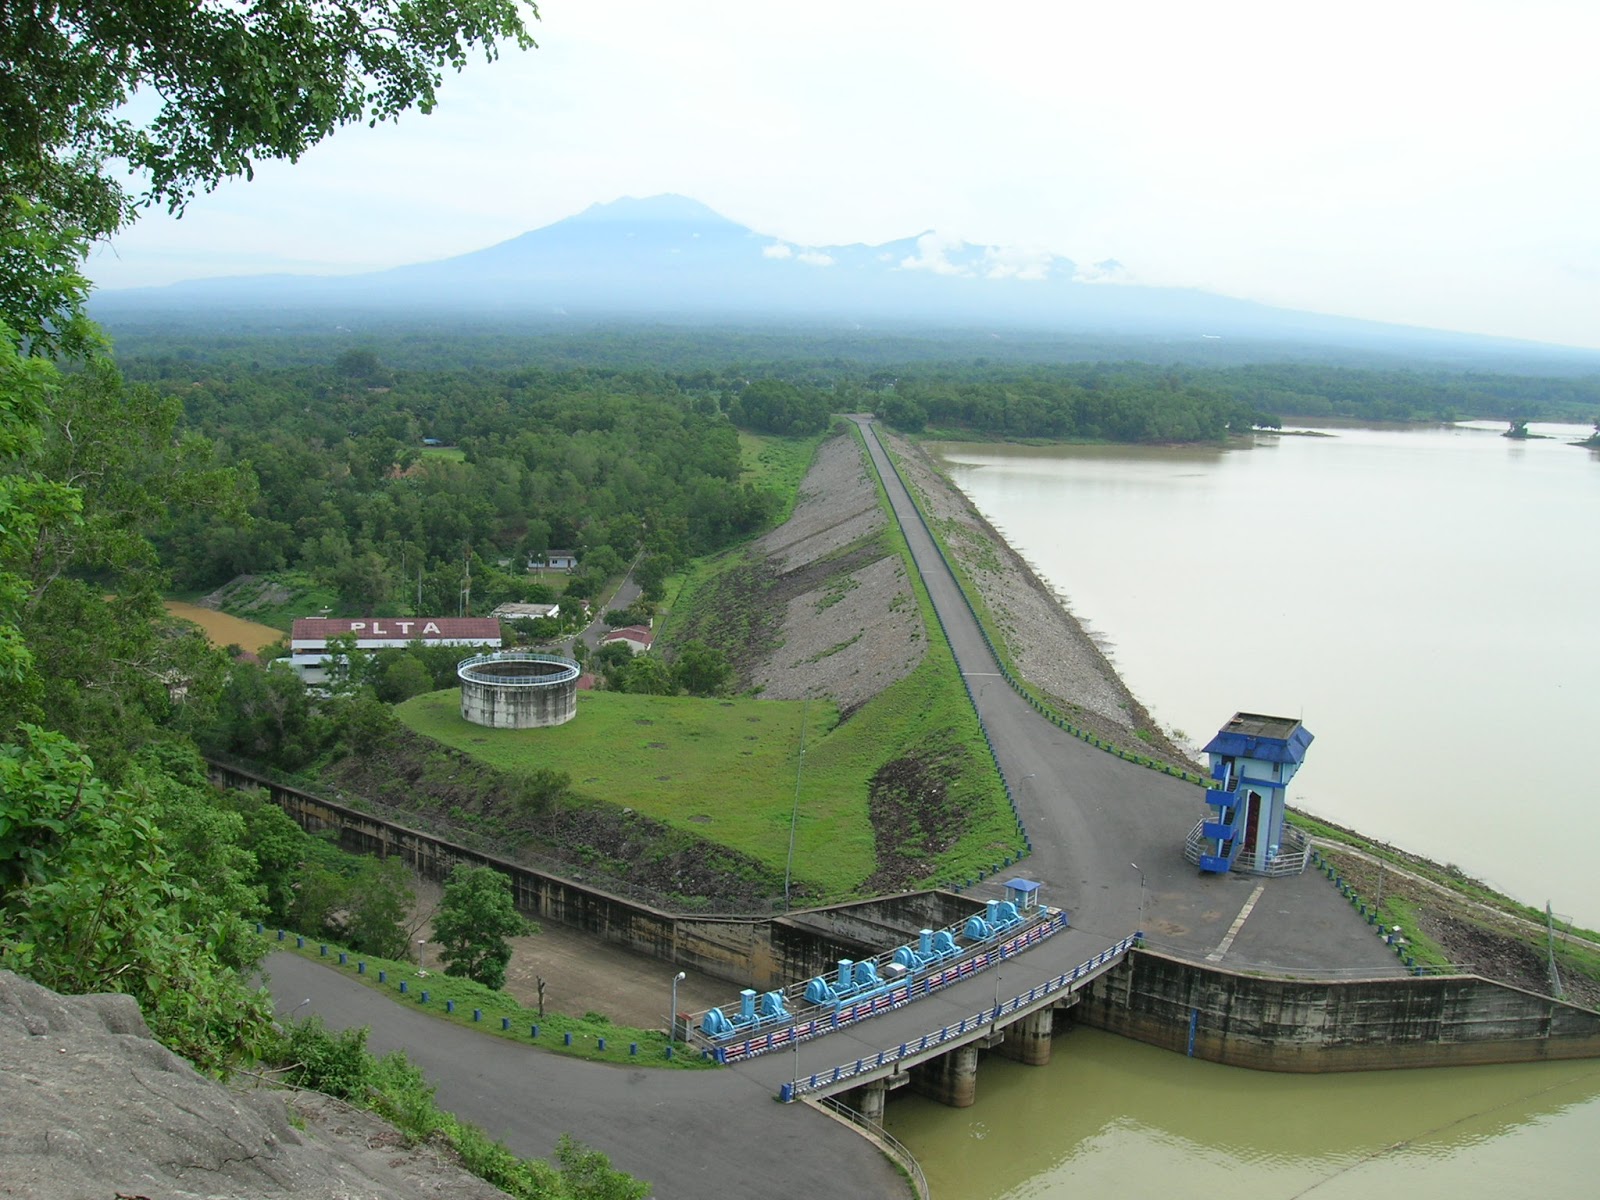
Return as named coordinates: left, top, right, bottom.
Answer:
left=1, top=0, right=539, bottom=352
left=432, top=863, right=532, bottom=990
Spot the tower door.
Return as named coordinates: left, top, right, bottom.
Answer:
left=1241, top=791, right=1262, bottom=855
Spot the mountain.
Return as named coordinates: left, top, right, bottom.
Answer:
left=89, top=196, right=1600, bottom=368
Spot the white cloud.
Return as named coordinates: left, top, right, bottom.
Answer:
left=899, top=232, right=970, bottom=276
left=796, top=250, right=835, bottom=267
left=981, top=246, right=1056, bottom=282
left=1075, top=259, right=1132, bottom=284
left=761, top=243, right=794, bottom=259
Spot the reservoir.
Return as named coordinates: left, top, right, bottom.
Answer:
left=887, top=423, right=1600, bottom=1198
left=933, top=423, right=1599, bottom=929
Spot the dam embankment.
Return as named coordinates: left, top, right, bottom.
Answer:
left=208, top=759, right=975, bottom=991
left=1081, top=948, right=1600, bottom=1070
left=213, top=759, right=1600, bottom=1071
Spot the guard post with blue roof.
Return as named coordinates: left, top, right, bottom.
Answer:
left=1192, top=712, right=1314, bottom=876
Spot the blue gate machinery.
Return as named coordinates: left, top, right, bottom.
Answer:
left=691, top=894, right=1077, bottom=1064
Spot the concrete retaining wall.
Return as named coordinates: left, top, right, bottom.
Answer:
left=1078, top=948, right=1600, bottom=1070
left=208, top=761, right=960, bottom=990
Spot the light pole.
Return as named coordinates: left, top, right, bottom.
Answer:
left=1130, top=862, right=1146, bottom=935
left=669, top=971, right=686, bottom=1046
left=291, top=997, right=311, bottom=1021
left=783, top=699, right=810, bottom=912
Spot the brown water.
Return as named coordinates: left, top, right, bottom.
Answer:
left=898, top=423, right=1600, bottom=1198
left=163, top=600, right=284, bottom=655
left=883, top=1027, right=1600, bottom=1199
left=935, top=423, right=1600, bottom=928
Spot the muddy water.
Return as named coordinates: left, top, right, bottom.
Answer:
left=163, top=600, right=284, bottom=655
left=934, top=423, right=1600, bottom=928
left=903, top=423, right=1600, bottom=1197
left=883, top=1027, right=1600, bottom=1199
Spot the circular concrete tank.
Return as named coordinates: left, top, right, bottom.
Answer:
left=457, top=652, right=581, bottom=729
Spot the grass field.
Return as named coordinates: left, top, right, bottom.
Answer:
left=419, top=445, right=468, bottom=463
left=399, top=648, right=1018, bottom=900
left=397, top=422, right=1021, bottom=900
left=400, top=689, right=881, bottom=896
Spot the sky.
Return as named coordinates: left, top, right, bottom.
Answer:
left=86, top=0, right=1600, bottom=349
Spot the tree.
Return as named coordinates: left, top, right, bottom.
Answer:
left=671, top=640, right=730, bottom=697
left=343, top=856, right=418, bottom=961
left=2, top=1, right=539, bottom=352
left=432, top=864, right=532, bottom=990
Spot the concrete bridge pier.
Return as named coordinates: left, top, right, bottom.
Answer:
left=853, top=1078, right=888, bottom=1124
left=996, top=1006, right=1055, bottom=1066
left=913, top=1042, right=980, bottom=1108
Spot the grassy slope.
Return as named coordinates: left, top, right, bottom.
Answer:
left=397, top=424, right=1020, bottom=900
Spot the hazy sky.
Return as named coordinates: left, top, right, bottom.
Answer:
left=88, top=1, right=1600, bottom=348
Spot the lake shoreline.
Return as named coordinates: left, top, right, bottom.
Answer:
left=884, top=428, right=1199, bottom=773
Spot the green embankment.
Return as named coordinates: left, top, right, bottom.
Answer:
left=398, top=424, right=1021, bottom=900
left=737, top=428, right=827, bottom=525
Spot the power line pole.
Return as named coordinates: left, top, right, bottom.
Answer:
left=783, top=698, right=810, bottom=912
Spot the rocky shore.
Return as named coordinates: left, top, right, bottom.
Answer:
left=878, top=428, right=1197, bottom=772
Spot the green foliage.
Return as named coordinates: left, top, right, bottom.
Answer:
left=2, top=2, right=536, bottom=349
left=137, top=361, right=781, bottom=609
left=433, top=864, right=533, bottom=990
left=0, top=726, right=275, bottom=1071
left=670, top=640, right=731, bottom=697
left=343, top=856, right=418, bottom=961
left=277, top=1016, right=649, bottom=1199
left=282, top=1016, right=376, bottom=1100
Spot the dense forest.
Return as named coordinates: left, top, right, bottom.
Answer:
left=78, top=336, right=1594, bottom=630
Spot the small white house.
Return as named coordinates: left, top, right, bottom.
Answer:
left=288, top=617, right=502, bottom=684
left=528, top=550, right=578, bottom=572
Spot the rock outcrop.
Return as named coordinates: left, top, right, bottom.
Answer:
left=0, top=970, right=508, bottom=1200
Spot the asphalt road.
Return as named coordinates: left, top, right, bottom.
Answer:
left=265, top=952, right=907, bottom=1200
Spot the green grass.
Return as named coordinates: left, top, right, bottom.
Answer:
left=268, top=933, right=714, bottom=1069
left=419, top=445, right=468, bottom=462
left=400, top=689, right=881, bottom=897
left=399, top=428, right=1021, bottom=898
left=737, top=429, right=827, bottom=524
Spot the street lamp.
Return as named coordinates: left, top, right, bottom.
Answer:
left=1130, top=862, right=1146, bottom=935
left=291, top=997, right=311, bottom=1021
left=669, top=971, right=686, bottom=1045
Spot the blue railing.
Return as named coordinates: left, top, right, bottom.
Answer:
left=778, top=933, right=1141, bottom=1100
left=713, top=910, right=1071, bottom=1063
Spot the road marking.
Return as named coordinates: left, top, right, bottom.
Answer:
left=1207, top=884, right=1266, bottom=961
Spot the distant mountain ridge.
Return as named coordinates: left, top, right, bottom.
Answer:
left=90, top=195, right=1600, bottom=367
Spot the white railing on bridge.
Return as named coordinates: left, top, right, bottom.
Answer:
left=779, top=934, right=1139, bottom=1100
